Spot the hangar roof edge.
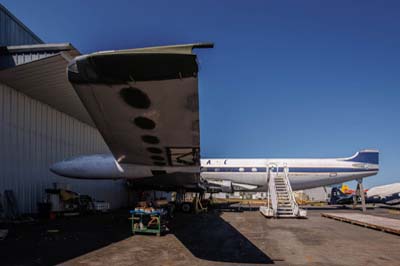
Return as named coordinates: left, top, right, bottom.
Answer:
left=4, top=43, right=80, bottom=55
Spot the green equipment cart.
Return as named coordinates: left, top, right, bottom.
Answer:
left=129, top=209, right=167, bottom=236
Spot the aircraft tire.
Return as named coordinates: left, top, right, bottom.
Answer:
left=181, top=202, right=192, bottom=213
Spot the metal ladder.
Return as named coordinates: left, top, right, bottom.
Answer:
left=260, top=164, right=306, bottom=218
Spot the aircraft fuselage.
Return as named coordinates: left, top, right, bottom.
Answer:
left=50, top=150, right=379, bottom=192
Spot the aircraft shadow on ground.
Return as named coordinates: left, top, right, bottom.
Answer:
left=171, top=209, right=274, bottom=264
left=1, top=208, right=273, bottom=265
left=0, top=211, right=132, bottom=266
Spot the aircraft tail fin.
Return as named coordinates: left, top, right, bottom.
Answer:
left=344, top=150, right=379, bottom=165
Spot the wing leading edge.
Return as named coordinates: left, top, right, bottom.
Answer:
left=67, top=43, right=213, bottom=166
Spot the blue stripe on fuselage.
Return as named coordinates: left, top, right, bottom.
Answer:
left=200, top=167, right=378, bottom=173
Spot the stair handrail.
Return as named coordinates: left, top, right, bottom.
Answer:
left=282, top=165, right=299, bottom=216
left=266, top=165, right=270, bottom=210
left=268, top=164, right=278, bottom=216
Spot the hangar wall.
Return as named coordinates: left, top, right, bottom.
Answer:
left=0, top=82, right=128, bottom=213
left=0, top=4, right=128, bottom=213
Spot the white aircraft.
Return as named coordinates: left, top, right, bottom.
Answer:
left=366, top=183, right=400, bottom=205
left=367, top=183, right=400, bottom=198
left=50, top=43, right=379, bottom=195
left=51, top=150, right=379, bottom=193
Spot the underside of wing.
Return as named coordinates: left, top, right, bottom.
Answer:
left=67, top=43, right=213, bottom=166
left=127, top=172, right=205, bottom=192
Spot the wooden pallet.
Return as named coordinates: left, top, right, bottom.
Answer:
left=321, top=212, right=400, bottom=236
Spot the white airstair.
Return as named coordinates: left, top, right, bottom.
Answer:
left=260, top=164, right=307, bottom=218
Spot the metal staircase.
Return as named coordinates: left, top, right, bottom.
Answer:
left=260, top=164, right=306, bottom=218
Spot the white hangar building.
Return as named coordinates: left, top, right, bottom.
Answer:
left=0, top=4, right=128, bottom=213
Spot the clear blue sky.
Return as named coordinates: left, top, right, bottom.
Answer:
left=3, top=1, right=400, bottom=188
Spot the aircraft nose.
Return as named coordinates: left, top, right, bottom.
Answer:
left=49, top=154, right=123, bottom=179
left=49, top=161, right=68, bottom=176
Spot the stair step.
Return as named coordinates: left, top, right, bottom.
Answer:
left=267, top=172, right=302, bottom=218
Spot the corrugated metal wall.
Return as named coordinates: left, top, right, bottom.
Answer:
left=0, top=82, right=128, bottom=213
left=0, top=4, right=43, bottom=46
left=0, top=51, right=60, bottom=69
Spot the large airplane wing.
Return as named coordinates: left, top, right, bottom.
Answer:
left=67, top=43, right=213, bottom=167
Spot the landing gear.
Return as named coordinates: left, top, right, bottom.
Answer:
left=175, top=189, right=194, bottom=213
left=193, top=192, right=208, bottom=214
left=174, top=189, right=208, bottom=213
left=181, top=202, right=192, bottom=213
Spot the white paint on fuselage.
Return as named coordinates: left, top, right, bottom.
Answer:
left=200, top=158, right=378, bottom=191
left=50, top=152, right=379, bottom=191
